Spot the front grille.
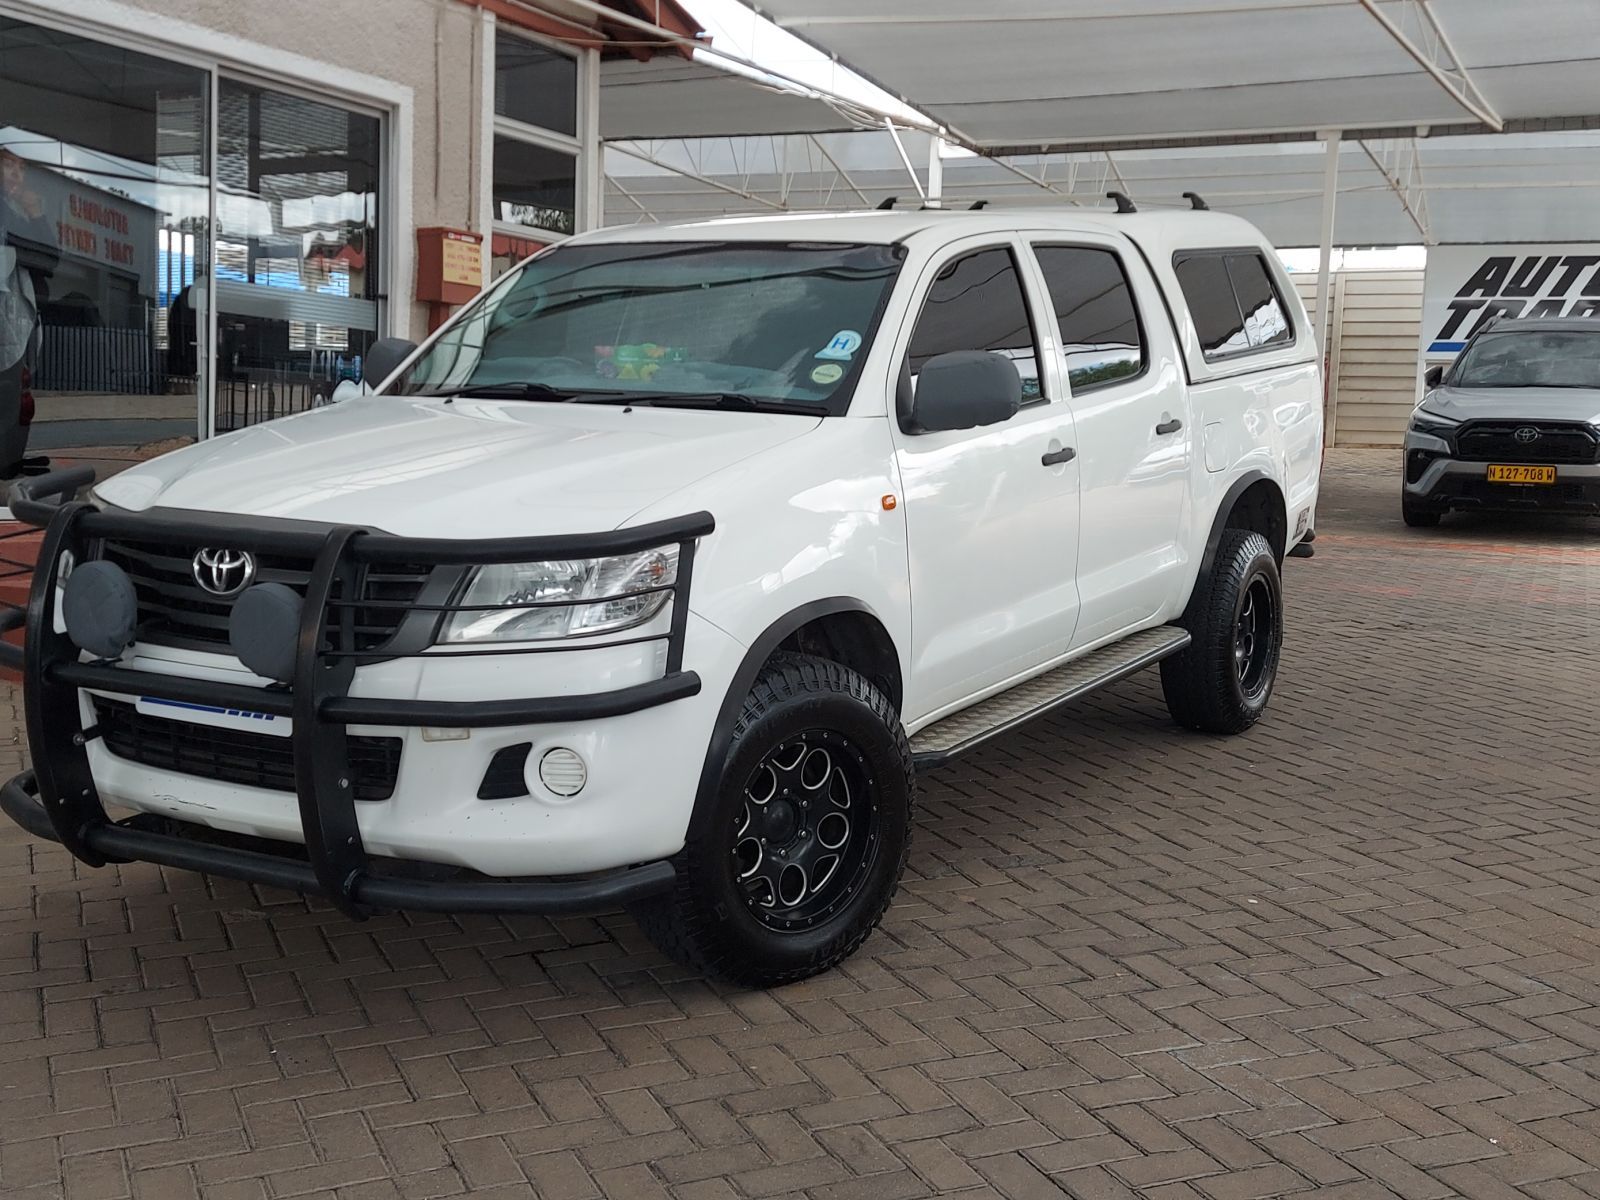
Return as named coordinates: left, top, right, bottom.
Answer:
left=95, top=697, right=403, bottom=801
left=98, top=539, right=432, bottom=654
left=1455, top=422, right=1600, bottom=465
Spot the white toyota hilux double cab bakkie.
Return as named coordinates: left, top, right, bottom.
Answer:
left=4, top=205, right=1321, bottom=986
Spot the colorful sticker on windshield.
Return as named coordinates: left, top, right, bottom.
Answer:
left=811, top=362, right=844, bottom=385
left=815, top=330, right=862, bottom=361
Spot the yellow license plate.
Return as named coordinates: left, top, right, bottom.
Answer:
left=1486, top=464, right=1556, bottom=485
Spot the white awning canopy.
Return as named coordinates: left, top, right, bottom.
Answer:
left=599, top=56, right=890, bottom=140
left=743, top=1, right=1600, bottom=152
left=604, top=129, right=1600, bottom=247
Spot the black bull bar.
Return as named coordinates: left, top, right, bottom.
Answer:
left=0, top=467, right=712, bottom=917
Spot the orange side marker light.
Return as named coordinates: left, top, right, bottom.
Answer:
left=881, top=494, right=897, bottom=511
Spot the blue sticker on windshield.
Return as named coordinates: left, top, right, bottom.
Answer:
left=816, top=330, right=862, bottom=361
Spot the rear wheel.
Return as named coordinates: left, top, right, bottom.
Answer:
left=635, top=654, right=913, bottom=987
left=1161, top=529, right=1283, bottom=734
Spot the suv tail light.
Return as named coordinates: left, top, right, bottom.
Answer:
left=18, top=365, right=33, bottom=427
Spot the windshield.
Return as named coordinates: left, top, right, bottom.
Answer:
left=1450, top=329, right=1600, bottom=389
left=393, top=240, right=905, bottom=414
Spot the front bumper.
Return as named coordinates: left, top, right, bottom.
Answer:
left=1403, top=435, right=1600, bottom=515
left=1, top=770, right=677, bottom=913
left=2, top=467, right=717, bottom=918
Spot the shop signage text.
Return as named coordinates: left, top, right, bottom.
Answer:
left=1421, top=243, right=1600, bottom=360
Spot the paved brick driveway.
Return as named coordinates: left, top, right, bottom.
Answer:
left=3, top=448, right=1600, bottom=1200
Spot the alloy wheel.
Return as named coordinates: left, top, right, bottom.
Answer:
left=732, top=729, right=877, bottom=932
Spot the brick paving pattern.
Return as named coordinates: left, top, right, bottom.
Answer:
left=3, top=448, right=1600, bottom=1198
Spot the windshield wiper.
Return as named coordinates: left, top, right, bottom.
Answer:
left=419, top=382, right=627, bottom=403
left=577, top=392, right=822, bottom=416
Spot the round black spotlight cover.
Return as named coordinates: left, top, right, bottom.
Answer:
left=61, top=560, right=138, bottom=660
left=229, top=583, right=304, bottom=683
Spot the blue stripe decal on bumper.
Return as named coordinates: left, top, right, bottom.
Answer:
left=139, top=696, right=278, bottom=722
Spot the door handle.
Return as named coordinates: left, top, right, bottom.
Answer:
left=1155, top=418, right=1183, bottom=435
left=1041, top=447, right=1077, bottom=466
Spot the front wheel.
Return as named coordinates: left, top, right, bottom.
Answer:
left=1402, top=498, right=1441, bottom=528
left=635, top=654, right=913, bottom=987
left=1161, top=529, right=1283, bottom=734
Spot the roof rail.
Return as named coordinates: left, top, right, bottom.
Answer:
left=1106, top=191, right=1137, bottom=214
left=1182, top=191, right=1209, bottom=210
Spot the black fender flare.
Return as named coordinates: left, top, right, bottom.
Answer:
left=1197, top=469, right=1284, bottom=584
left=690, top=597, right=882, bottom=829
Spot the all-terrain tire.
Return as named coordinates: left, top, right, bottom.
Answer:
left=634, top=653, right=913, bottom=988
left=1160, top=529, right=1283, bottom=734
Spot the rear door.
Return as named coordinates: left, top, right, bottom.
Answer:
left=1022, top=235, right=1191, bottom=649
left=890, top=236, right=1082, bottom=721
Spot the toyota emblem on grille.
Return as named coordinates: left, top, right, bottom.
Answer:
left=1514, top=426, right=1541, bottom=444
left=192, top=548, right=256, bottom=598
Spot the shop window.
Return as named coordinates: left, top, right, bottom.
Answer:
left=492, top=31, right=581, bottom=249
left=492, top=136, right=577, bottom=237
left=0, top=17, right=210, bottom=475
left=495, top=34, right=577, bottom=137
left=213, top=79, right=382, bottom=432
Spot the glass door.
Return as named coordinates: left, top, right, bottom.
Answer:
left=212, top=78, right=381, bottom=433
left=0, top=17, right=210, bottom=479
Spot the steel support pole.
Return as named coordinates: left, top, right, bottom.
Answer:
left=926, top=136, right=944, bottom=208
left=1312, top=129, right=1337, bottom=448
left=1314, top=131, right=1341, bottom=369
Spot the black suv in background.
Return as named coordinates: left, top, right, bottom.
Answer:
left=1403, top=318, right=1600, bottom=526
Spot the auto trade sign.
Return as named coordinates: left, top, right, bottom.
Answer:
left=1421, top=244, right=1600, bottom=362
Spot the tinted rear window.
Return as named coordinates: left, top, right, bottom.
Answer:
left=1174, top=250, right=1295, bottom=360
left=1175, top=255, right=1248, bottom=357
left=1225, top=255, right=1292, bottom=349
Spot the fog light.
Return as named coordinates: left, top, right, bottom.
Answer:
left=61, top=560, right=137, bottom=660
left=538, top=747, right=587, bottom=797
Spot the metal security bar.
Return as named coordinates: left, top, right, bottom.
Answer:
left=0, top=467, right=711, bottom=917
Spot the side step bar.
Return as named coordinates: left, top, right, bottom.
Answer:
left=910, top=625, right=1191, bottom=768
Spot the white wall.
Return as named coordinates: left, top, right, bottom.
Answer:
left=1296, top=270, right=1425, bottom=447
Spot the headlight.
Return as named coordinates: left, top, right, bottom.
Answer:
left=442, top=546, right=678, bottom=643
left=1409, top=408, right=1458, bottom=438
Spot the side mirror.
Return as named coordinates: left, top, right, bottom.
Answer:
left=906, top=351, right=1021, bottom=434
left=329, top=379, right=364, bottom=404
left=362, top=337, right=419, bottom=390
left=1424, top=364, right=1444, bottom=388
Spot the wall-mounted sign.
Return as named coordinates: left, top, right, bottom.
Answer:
left=415, top=226, right=483, bottom=306
left=1421, top=243, right=1600, bottom=362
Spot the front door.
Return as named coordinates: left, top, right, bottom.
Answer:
left=891, top=238, right=1082, bottom=722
